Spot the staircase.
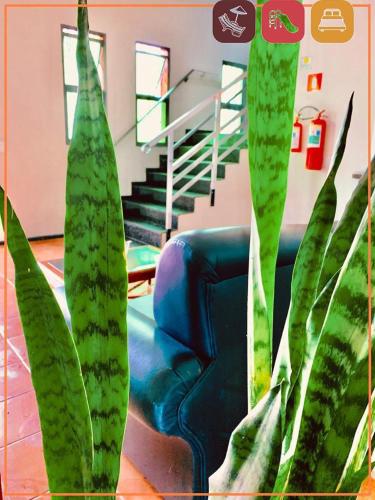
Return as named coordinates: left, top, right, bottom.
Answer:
left=122, top=129, right=243, bottom=247
left=119, top=70, right=247, bottom=247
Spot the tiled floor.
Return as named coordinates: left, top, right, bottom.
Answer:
left=0, top=238, right=160, bottom=499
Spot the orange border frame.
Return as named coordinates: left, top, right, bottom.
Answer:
left=2, top=1, right=373, bottom=497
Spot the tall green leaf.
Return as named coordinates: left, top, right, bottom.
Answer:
left=274, top=94, right=353, bottom=393
left=286, top=194, right=374, bottom=492
left=271, top=96, right=354, bottom=473
left=272, top=273, right=339, bottom=493
left=317, top=157, right=375, bottom=294
left=0, top=188, right=93, bottom=496
left=64, top=0, right=128, bottom=493
left=247, top=0, right=300, bottom=408
left=337, top=389, right=374, bottom=493
left=209, top=383, right=284, bottom=497
left=314, top=370, right=374, bottom=492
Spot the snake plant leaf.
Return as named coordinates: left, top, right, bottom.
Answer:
left=0, top=187, right=93, bottom=496
left=247, top=0, right=300, bottom=408
left=286, top=193, right=374, bottom=493
left=337, top=389, right=375, bottom=493
left=209, top=383, right=284, bottom=498
left=316, top=379, right=374, bottom=492
left=64, top=0, right=128, bottom=493
left=275, top=94, right=353, bottom=394
left=272, top=273, right=338, bottom=493
left=317, top=157, right=375, bottom=295
left=338, top=463, right=373, bottom=497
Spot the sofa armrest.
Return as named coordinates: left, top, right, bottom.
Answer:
left=127, top=297, right=204, bottom=435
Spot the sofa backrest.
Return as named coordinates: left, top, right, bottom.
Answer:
left=154, top=225, right=304, bottom=361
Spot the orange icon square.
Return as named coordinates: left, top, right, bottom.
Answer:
left=311, top=0, right=354, bottom=43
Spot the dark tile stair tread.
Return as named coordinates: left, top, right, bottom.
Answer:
left=125, top=199, right=190, bottom=216
left=185, top=129, right=212, bottom=134
left=134, top=184, right=206, bottom=198
left=125, top=218, right=165, bottom=233
left=152, top=172, right=212, bottom=182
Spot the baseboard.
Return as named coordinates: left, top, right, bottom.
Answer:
left=0, top=233, right=63, bottom=245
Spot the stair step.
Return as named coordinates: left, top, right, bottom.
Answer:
left=131, top=184, right=204, bottom=211
left=146, top=171, right=211, bottom=195
left=124, top=218, right=165, bottom=248
left=159, top=156, right=226, bottom=178
left=185, top=128, right=212, bottom=135
left=182, top=129, right=213, bottom=146
left=175, top=145, right=240, bottom=163
left=123, top=199, right=190, bottom=229
left=178, top=130, right=247, bottom=148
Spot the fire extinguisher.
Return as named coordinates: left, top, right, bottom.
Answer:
left=306, top=110, right=326, bottom=171
left=291, top=115, right=303, bottom=152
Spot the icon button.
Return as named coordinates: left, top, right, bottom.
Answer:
left=213, top=0, right=256, bottom=43
left=311, top=0, right=353, bottom=43
left=262, top=0, right=305, bottom=43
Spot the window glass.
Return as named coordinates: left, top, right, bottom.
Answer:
left=221, top=109, right=241, bottom=134
left=135, top=42, right=170, bottom=145
left=63, top=35, right=78, bottom=87
left=62, top=26, right=106, bottom=143
left=136, top=53, right=168, bottom=97
left=66, top=91, right=78, bottom=140
left=137, top=100, right=167, bottom=144
left=220, top=62, right=246, bottom=134
left=221, top=64, right=244, bottom=105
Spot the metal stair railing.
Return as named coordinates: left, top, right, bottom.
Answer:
left=114, top=69, right=216, bottom=145
left=142, top=71, right=247, bottom=240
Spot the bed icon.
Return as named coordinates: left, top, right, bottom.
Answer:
left=218, top=5, right=247, bottom=38
left=318, top=8, right=347, bottom=32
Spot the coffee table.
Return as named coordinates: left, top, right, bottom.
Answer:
left=43, top=242, right=160, bottom=297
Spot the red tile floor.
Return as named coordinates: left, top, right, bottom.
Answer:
left=0, top=238, right=160, bottom=499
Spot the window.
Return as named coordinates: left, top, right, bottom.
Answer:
left=220, top=61, right=246, bottom=134
left=135, top=42, right=170, bottom=145
left=61, top=25, right=106, bottom=143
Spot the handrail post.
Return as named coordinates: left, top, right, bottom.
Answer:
left=165, top=131, right=174, bottom=241
left=210, top=94, right=221, bottom=207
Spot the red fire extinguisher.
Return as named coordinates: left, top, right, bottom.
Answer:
left=291, top=115, right=303, bottom=152
left=306, top=110, right=326, bottom=170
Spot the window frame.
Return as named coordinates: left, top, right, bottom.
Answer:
left=61, top=24, right=107, bottom=144
left=221, top=60, right=247, bottom=134
left=135, top=41, right=170, bottom=147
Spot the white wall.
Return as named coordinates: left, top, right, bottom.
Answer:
left=0, top=0, right=373, bottom=241
left=0, top=0, right=248, bottom=239
left=172, top=149, right=251, bottom=237
left=284, top=1, right=374, bottom=225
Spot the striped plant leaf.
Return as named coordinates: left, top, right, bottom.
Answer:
left=269, top=98, right=355, bottom=489
left=0, top=187, right=93, bottom=496
left=317, top=157, right=375, bottom=295
left=247, top=0, right=300, bottom=408
left=64, top=0, right=128, bottom=493
left=272, top=273, right=339, bottom=493
left=285, top=193, right=374, bottom=493
left=317, top=382, right=374, bottom=493
left=339, top=463, right=373, bottom=497
left=275, top=94, right=353, bottom=393
left=209, top=383, right=284, bottom=497
left=337, top=389, right=374, bottom=493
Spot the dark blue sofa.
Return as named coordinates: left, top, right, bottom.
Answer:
left=123, top=225, right=303, bottom=498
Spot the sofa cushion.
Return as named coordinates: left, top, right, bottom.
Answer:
left=153, top=225, right=304, bottom=360
left=127, top=298, right=204, bottom=434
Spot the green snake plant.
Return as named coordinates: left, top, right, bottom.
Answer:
left=210, top=0, right=374, bottom=496
left=1, top=0, right=128, bottom=497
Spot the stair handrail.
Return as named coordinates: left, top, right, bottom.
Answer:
left=141, top=71, right=247, bottom=241
left=114, top=69, right=214, bottom=145
left=141, top=71, right=246, bottom=153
